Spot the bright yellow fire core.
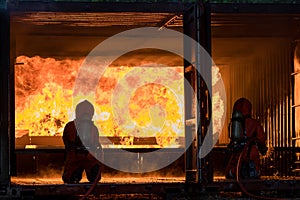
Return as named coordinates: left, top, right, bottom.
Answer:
left=15, top=56, right=184, bottom=147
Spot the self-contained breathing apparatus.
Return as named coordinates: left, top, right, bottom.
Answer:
left=228, top=110, right=247, bottom=152
left=226, top=110, right=258, bottom=179
left=227, top=110, right=247, bottom=152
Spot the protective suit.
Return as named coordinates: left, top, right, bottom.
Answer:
left=225, top=98, right=267, bottom=179
left=62, top=100, right=103, bottom=183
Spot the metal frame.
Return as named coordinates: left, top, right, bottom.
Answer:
left=183, top=3, right=198, bottom=184
left=7, top=1, right=188, bottom=13
left=0, top=9, right=10, bottom=186
left=210, top=3, right=300, bottom=13
left=183, top=1, right=212, bottom=185
left=3, top=2, right=300, bottom=198
left=7, top=0, right=205, bottom=186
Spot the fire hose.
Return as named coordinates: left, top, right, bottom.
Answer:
left=79, top=151, right=103, bottom=200
left=79, top=168, right=102, bottom=200
left=79, top=140, right=289, bottom=200
left=236, top=139, right=286, bottom=200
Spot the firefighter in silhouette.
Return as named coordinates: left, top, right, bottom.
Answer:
left=225, top=98, right=267, bottom=179
left=62, top=100, right=103, bottom=183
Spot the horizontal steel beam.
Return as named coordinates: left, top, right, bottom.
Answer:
left=211, top=3, right=300, bottom=14
left=7, top=1, right=189, bottom=13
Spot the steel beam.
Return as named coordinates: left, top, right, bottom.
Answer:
left=211, top=3, right=300, bottom=14
left=7, top=1, right=188, bottom=13
left=0, top=9, right=10, bottom=185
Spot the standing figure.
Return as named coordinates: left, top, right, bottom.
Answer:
left=62, top=100, right=103, bottom=183
left=225, top=98, right=267, bottom=179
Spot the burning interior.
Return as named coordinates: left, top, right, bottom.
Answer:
left=15, top=55, right=185, bottom=148
left=12, top=11, right=192, bottom=179
left=8, top=2, right=300, bottom=187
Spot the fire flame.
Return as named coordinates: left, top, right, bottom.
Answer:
left=15, top=56, right=224, bottom=148
left=15, top=56, right=81, bottom=137
left=15, top=56, right=185, bottom=147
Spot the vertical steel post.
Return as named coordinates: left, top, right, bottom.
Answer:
left=196, top=1, right=213, bottom=185
left=184, top=3, right=198, bottom=183
left=183, top=1, right=212, bottom=184
left=0, top=9, right=10, bottom=186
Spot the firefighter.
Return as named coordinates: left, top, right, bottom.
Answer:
left=62, top=100, right=103, bottom=184
left=225, top=98, right=267, bottom=179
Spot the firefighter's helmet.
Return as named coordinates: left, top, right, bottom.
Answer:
left=75, top=100, right=94, bottom=120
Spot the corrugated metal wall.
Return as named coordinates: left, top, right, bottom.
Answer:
left=294, top=42, right=300, bottom=148
left=216, top=38, right=294, bottom=177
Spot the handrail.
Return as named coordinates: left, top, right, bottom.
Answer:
left=292, top=137, right=300, bottom=141
left=292, top=104, right=300, bottom=108
left=291, top=71, right=300, bottom=76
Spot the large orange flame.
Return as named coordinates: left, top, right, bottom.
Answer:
left=15, top=56, right=225, bottom=148
left=15, top=56, right=185, bottom=148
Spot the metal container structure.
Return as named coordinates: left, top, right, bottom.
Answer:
left=210, top=4, right=300, bottom=178
left=0, top=0, right=300, bottom=199
left=7, top=0, right=209, bottom=188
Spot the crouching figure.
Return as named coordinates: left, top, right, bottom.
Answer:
left=225, top=98, right=267, bottom=179
left=62, top=100, right=103, bottom=184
